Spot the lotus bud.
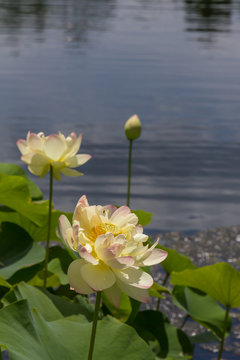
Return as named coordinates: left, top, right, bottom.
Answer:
left=124, top=114, right=141, bottom=141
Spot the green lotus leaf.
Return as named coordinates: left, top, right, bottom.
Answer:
left=132, top=310, right=193, bottom=359
left=171, top=262, right=240, bottom=308
left=148, top=282, right=169, bottom=298
left=0, top=222, right=45, bottom=280
left=0, top=162, right=43, bottom=200
left=0, top=171, right=48, bottom=226
left=0, top=299, right=155, bottom=360
left=0, top=204, right=72, bottom=243
left=158, top=245, right=196, bottom=275
left=172, top=286, right=231, bottom=338
left=132, top=210, right=152, bottom=226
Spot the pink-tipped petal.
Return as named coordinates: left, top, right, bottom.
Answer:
left=21, top=152, right=34, bottom=164
left=59, top=215, right=71, bottom=238
left=77, top=195, right=89, bottom=208
left=110, top=206, right=131, bottom=221
left=28, top=133, right=43, bottom=151
left=142, top=249, right=168, bottom=266
left=73, top=204, right=101, bottom=230
left=68, top=259, right=94, bottom=294
left=102, top=205, right=118, bottom=218
left=78, top=245, right=99, bottom=265
left=59, top=216, right=76, bottom=250
left=80, top=263, right=116, bottom=291
left=16, top=139, right=28, bottom=155
left=115, top=267, right=153, bottom=289
left=73, top=195, right=90, bottom=221
left=111, top=206, right=138, bottom=227
left=136, top=238, right=162, bottom=263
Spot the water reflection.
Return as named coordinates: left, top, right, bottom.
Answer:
left=0, top=0, right=240, bottom=236
left=0, top=0, right=116, bottom=48
left=62, top=0, right=116, bottom=45
left=0, top=0, right=47, bottom=31
left=184, top=0, right=233, bottom=41
left=0, top=0, right=238, bottom=47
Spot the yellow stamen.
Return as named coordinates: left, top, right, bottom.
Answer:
left=87, top=223, right=122, bottom=242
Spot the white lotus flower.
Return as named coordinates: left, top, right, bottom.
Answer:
left=59, top=195, right=168, bottom=307
left=17, top=131, right=91, bottom=180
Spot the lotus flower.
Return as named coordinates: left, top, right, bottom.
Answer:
left=59, top=195, right=168, bottom=307
left=17, top=131, right=91, bottom=180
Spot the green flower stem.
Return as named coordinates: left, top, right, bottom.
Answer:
left=217, top=304, right=230, bottom=360
left=127, top=139, right=133, bottom=207
left=88, top=291, right=102, bottom=360
left=180, top=314, right=189, bottom=329
left=43, top=165, right=53, bottom=288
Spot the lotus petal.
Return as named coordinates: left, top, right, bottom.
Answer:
left=16, top=139, right=28, bottom=155
left=80, top=263, right=116, bottom=291
left=28, top=133, right=43, bottom=151
left=106, top=256, right=135, bottom=270
left=68, top=259, right=94, bottom=294
left=115, top=267, right=153, bottom=289
left=78, top=245, right=99, bottom=265
left=44, top=134, right=67, bottom=161
left=60, top=168, right=83, bottom=177
left=67, top=154, right=92, bottom=168
left=103, top=283, right=122, bottom=308
left=117, top=279, right=149, bottom=303
left=141, top=249, right=168, bottom=266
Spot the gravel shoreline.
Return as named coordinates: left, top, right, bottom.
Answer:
left=157, top=225, right=240, bottom=270
left=151, top=225, right=240, bottom=359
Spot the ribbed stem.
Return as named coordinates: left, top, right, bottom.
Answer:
left=43, top=165, right=53, bottom=288
left=126, top=139, right=133, bottom=207
left=88, top=292, right=102, bottom=360
left=217, top=304, right=230, bottom=360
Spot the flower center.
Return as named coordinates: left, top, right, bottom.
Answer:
left=89, top=223, right=122, bottom=241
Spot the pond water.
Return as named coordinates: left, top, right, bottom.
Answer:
left=0, top=0, right=240, bottom=235
left=1, top=1, right=240, bottom=359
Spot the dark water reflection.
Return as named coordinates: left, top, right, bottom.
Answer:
left=0, top=0, right=240, bottom=234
